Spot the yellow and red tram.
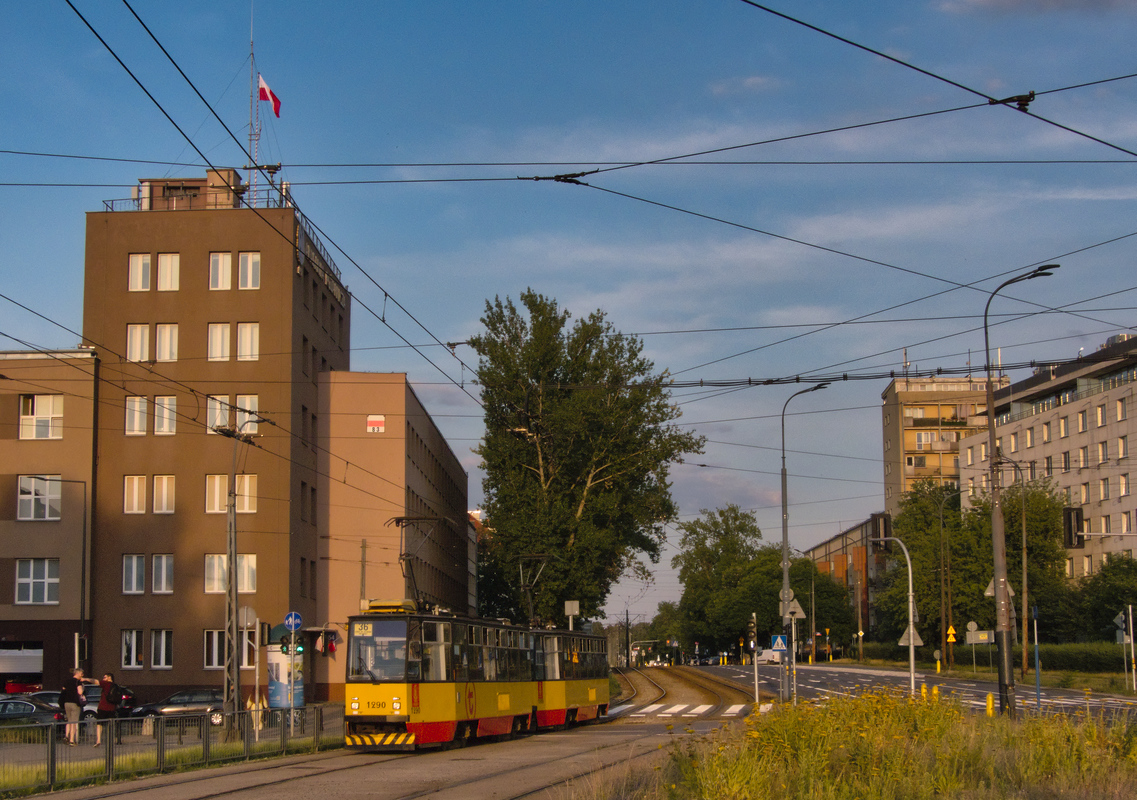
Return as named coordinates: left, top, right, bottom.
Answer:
left=344, top=600, right=609, bottom=751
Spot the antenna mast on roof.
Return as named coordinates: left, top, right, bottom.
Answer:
left=248, top=5, right=259, bottom=204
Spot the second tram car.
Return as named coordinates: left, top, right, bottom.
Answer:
left=344, top=600, right=609, bottom=750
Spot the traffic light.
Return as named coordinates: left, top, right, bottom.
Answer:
left=1063, top=507, right=1085, bottom=548
left=280, top=633, right=292, bottom=654
left=294, top=635, right=306, bottom=655
left=746, top=617, right=757, bottom=652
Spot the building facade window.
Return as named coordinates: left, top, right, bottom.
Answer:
left=235, top=475, right=257, bottom=513
left=153, top=475, right=175, bottom=514
left=1084, top=554, right=1093, bottom=575
left=207, top=324, right=230, bottom=361
left=1079, top=446, right=1089, bottom=469
left=15, top=558, right=59, bottom=604
left=1078, top=410, right=1087, bottom=433
left=17, top=475, right=61, bottom=520
left=1044, top=455, right=1053, bottom=477
left=1102, top=515, right=1112, bottom=534
left=154, top=396, right=176, bottom=435
left=1120, top=436, right=1129, bottom=459
left=1026, top=427, right=1034, bottom=448
left=205, top=474, right=227, bottom=514
left=151, top=630, right=173, bottom=669
left=1122, top=473, right=1130, bottom=496
left=204, top=630, right=225, bottom=669
left=1097, top=404, right=1107, bottom=427
left=125, top=396, right=148, bottom=435
left=1059, top=417, right=1069, bottom=438
left=155, top=323, right=178, bottom=362
left=1042, top=421, right=1051, bottom=443
left=156, top=253, right=179, bottom=291
left=206, top=395, right=229, bottom=432
left=235, top=394, right=258, bottom=434
left=19, top=394, right=64, bottom=440
left=238, top=252, right=260, bottom=290
left=126, top=324, right=149, bottom=362
left=209, top=253, right=231, bottom=290
left=1009, top=432, right=1018, bottom=453
left=1099, top=441, right=1109, bottom=464
left=122, top=554, right=145, bottom=594
left=1118, top=398, right=1128, bottom=422
left=1061, top=452, right=1071, bottom=472
left=236, top=323, right=259, bottom=361
left=1080, top=483, right=1089, bottom=504
left=122, top=630, right=143, bottom=669
left=153, top=554, right=173, bottom=593
left=1123, top=511, right=1132, bottom=534
left=123, top=475, right=146, bottom=514
left=128, top=254, right=150, bottom=291
left=203, top=554, right=256, bottom=593
left=1101, top=477, right=1110, bottom=501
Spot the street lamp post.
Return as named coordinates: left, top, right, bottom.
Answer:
left=999, top=455, right=1031, bottom=680
left=780, top=382, right=828, bottom=704
left=983, top=264, right=1058, bottom=716
left=937, top=487, right=963, bottom=670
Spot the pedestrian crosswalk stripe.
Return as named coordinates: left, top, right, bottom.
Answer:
left=658, top=704, right=687, bottom=717
left=724, top=704, right=747, bottom=716
left=683, top=705, right=713, bottom=716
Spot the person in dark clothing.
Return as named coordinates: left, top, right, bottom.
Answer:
left=60, top=668, right=95, bottom=746
left=94, top=672, right=122, bottom=746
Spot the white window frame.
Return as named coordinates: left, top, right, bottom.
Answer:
left=154, top=396, right=176, bottom=435
left=206, top=395, right=229, bottom=432
left=236, top=322, right=260, bottom=361
left=207, top=323, right=230, bottom=361
left=203, top=554, right=256, bottom=594
left=236, top=394, right=258, bottom=434
left=19, top=394, right=64, bottom=440
left=128, top=254, right=151, bottom=292
left=122, top=554, right=145, bottom=594
left=153, top=554, right=173, bottom=594
left=236, top=474, right=257, bottom=513
left=123, top=475, right=146, bottom=514
left=17, top=475, right=61, bottom=521
left=125, top=396, right=148, bottom=435
left=155, top=323, right=178, bottom=362
left=151, top=629, right=173, bottom=669
left=126, top=324, right=149, bottom=362
left=238, top=252, right=260, bottom=290
left=204, top=630, right=225, bottom=669
left=205, top=474, right=227, bottom=514
left=156, top=253, right=179, bottom=291
left=122, top=630, right=143, bottom=669
left=153, top=475, right=175, bottom=514
left=209, top=252, right=232, bottom=290
left=15, top=558, right=59, bottom=604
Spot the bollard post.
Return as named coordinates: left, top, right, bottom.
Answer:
left=986, top=693, right=994, bottom=717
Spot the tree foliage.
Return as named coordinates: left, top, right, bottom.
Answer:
left=876, top=479, right=1068, bottom=650
left=670, top=505, right=853, bottom=656
left=471, top=291, right=703, bottom=624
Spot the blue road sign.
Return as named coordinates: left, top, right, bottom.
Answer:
left=284, top=611, right=303, bottom=632
left=771, top=635, right=788, bottom=651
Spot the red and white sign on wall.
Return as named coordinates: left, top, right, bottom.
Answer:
left=366, top=415, right=385, bottom=433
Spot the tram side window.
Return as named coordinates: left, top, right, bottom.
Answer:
left=406, top=619, right=422, bottom=681
left=421, top=621, right=451, bottom=681
left=483, top=627, right=497, bottom=681
left=545, top=635, right=562, bottom=680
left=533, top=634, right=546, bottom=681
left=452, top=622, right=469, bottom=682
left=468, top=626, right=484, bottom=681
left=348, top=619, right=408, bottom=682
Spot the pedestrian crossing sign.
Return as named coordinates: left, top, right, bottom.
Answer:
left=771, top=635, right=787, bottom=651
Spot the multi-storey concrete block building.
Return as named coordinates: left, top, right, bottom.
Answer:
left=1, top=169, right=471, bottom=701
left=959, top=334, right=1137, bottom=579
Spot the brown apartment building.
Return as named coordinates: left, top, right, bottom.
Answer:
left=0, top=168, right=470, bottom=701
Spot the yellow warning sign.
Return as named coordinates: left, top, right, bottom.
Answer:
left=947, top=625, right=956, bottom=635
left=947, top=633, right=957, bottom=643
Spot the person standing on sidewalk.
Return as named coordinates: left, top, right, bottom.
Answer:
left=60, top=668, right=95, bottom=746
left=94, top=672, right=122, bottom=747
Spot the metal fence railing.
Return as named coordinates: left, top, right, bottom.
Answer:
left=0, top=705, right=343, bottom=794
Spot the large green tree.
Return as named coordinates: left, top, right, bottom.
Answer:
left=471, top=291, right=703, bottom=624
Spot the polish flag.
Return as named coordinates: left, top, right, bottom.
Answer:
left=258, top=75, right=281, bottom=118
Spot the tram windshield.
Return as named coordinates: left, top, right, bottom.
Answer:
left=348, top=619, right=408, bottom=682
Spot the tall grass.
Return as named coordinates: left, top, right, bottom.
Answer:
left=657, top=691, right=1137, bottom=799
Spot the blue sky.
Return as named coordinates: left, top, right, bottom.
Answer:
left=4, top=1, right=1137, bottom=623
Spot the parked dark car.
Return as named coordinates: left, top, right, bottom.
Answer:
left=131, top=690, right=225, bottom=725
left=0, top=696, right=65, bottom=725
left=30, top=686, right=137, bottom=719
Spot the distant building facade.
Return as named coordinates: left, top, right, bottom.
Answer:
left=803, top=514, right=891, bottom=649
left=959, top=334, right=1137, bottom=580
left=0, top=169, right=470, bottom=700
left=881, top=376, right=1001, bottom=519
